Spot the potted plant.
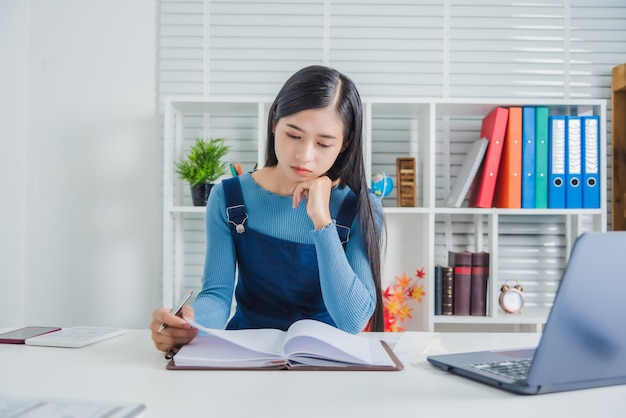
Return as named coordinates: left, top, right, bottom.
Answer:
left=175, top=137, right=230, bottom=206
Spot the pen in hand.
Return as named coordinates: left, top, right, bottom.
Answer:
left=158, top=290, right=193, bottom=333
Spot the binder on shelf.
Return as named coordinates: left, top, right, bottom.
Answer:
left=534, top=107, right=550, bottom=209
left=548, top=116, right=566, bottom=208
left=468, top=107, right=509, bottom=208
left=445, top=138, right=489, bottom=208
left=494, top=107, right=521, bottom=208
left=582, top=115, right=601, bottom=208
left=566, top=116, right=583, bottom=209
left=521, top=107, right=536, bottom=208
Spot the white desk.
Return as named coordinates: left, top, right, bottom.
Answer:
left=1, top=330, right=624, bottom=418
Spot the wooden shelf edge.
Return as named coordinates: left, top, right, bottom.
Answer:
left=613, top=64, right=626, bottom=92
left=612, top=63, right=626, bottom=230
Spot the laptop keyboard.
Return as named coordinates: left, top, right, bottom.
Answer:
left=471, top=358, right=532, bottom=381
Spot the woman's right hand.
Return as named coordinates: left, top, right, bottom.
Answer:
left=149, top=305, right=198, bottom=352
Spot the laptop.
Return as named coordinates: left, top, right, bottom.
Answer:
left=427, top=231, right=626, bottom=395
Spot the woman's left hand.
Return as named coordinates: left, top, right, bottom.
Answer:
left=292, top=176, right=334, bottom=229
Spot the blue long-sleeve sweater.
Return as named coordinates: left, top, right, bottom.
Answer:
left=192, top=173, right=381, bottom=334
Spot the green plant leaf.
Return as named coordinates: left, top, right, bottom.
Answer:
left=175, top=137, right=231, bottom=185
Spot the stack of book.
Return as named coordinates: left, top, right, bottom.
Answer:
left=434, top=251, right=490, bottom=316
left=445, top=106, right=601, bottom=209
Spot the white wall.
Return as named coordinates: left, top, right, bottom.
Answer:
left=0, top=0, right=30, bottom=327
left=0, top=0, right=161, bottom=329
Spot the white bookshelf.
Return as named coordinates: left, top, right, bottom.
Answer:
left=162, top=96, right=607, bottom=332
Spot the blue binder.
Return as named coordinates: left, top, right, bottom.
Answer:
left=548, top=116, right=566, bottom=208
left=566, top=116, right=583, bottom=208
left=521, top=107, right=536, bottom=208
left=582, top=115, right=601, bottom=208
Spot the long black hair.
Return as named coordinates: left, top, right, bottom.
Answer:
left=265, top=65, right=384, bottom=331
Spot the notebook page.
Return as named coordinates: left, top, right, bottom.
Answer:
left=185, top=318, right=285, bottom=356
left=283, top=319, right=373, bottom=365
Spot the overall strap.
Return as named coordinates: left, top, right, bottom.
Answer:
left=222, top=177, right=248, bottom=234
left=335, top=190, right=357, bottom=249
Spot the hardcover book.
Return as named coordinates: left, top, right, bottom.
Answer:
left=470, top=252, right=490, bottom=316
left=434, top=265, right=443, bottom=315
left=449, top=251, right=472, bottom=316
left=442, top=266, right=454, bottom=316
left=167, top=318, right=403, bottom=371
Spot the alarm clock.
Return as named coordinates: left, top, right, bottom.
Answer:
left=499, top=282, right=525, bottom=313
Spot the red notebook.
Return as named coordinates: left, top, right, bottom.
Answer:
left=468, top=107, right=510, bottom=208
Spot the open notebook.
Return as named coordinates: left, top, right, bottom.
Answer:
left=167, top=318, right=403, bottom=371
left=428, top=231, right=626, bottom=394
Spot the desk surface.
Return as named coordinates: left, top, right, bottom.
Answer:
left=1, top=329, right=624, bottom=418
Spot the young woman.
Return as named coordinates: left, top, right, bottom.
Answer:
left=150, top=65, right=384, bottom=352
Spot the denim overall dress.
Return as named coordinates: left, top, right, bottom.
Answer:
left=222, top=177, right=357, bottom=331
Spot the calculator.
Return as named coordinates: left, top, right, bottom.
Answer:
left=25, top=326, right=125, bottom=348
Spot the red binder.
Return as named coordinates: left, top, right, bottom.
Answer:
left=468, top=107, right=510, bottom=208
left=494, top=107, right=522, bottom=208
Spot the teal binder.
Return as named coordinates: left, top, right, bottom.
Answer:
left=534, top=107, right=549, bottom=208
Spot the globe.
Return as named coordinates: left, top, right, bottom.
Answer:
left=371, top=173, right=394, bottom=197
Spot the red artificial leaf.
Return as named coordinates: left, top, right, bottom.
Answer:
left=382, top=285, right=392, bottom=300
left=416, top=267, right=425, bottom=279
